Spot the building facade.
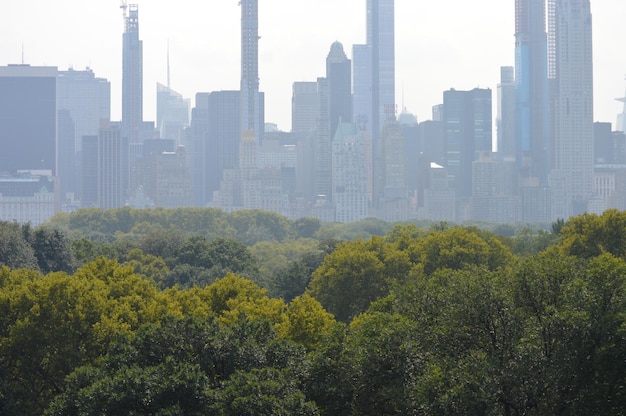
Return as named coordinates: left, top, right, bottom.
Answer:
left=332, top=123, right=369, bottom=223
left=122, top=4, right=143, bottom=144
left=0, top=65, right=57, bottom=176
left=515, top=0, right=551, bottom=184
left=549, top=0, right=594, bottom=216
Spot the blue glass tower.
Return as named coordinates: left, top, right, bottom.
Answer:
left=515, top=0, right=550, bottom=184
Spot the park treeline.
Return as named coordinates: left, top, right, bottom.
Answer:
left=1, top=208, right=626, bottom=415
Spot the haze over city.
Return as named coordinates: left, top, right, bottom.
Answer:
left=3, top=0, right=625, bottom=130
left=1, top=0, right=626, bottom=225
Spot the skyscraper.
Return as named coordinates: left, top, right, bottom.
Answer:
left=291, top=82, right=319, bottom=134
left=156, top=83, right=190, bottom=142
left=240, top=0, right=263, bottom=142
left=98, top=121, right=128, bottom=209
left=122, top=4, right=143, bottom=143
left=368, top=0, right=395, bottom=137
left=0, top=65, right=57, bottom=175
left=497, top=66, right=516, bottom=161
left=515, top=0, right=550, bottom=183
left=332, top=122, right=369, bottom=223
left=57, top=67, right=111, bottom=203
left=549, top=0, right=594, bottom=215
left=353, top=0, right=395, bottom=141
left=326, top=42, right=352, bottom=139
left=443, top=88, right=492, bottom=200
left=188, top=91, right=240, bottom=205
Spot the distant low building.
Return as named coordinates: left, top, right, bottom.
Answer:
left=0, top=172, right=56, bottom=226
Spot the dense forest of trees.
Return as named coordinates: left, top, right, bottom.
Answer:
left=1, top=208, right=625, bottom=415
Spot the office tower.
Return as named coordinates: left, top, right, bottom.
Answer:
left=470, top=152, right=521, bottom=223
left=98, top=121, right=128, bottom=209
left=379, top=120, right=409, bottom=221
left=593, top=122, right=626, bottom=166
left=332, top=123, right=369, bottom=223
left=122, top=4, right=143, bottom=143
left=57, top=68, right=111, bottom=151
left=314, top=77, right=332, bottom=201
left=443, top=88, right=492, bottom=199
left=154, top=146, right=193, bottom=208
left=423, top=163, right=456, bottom=221
left=0, top=65, right=57, bottom=175
left=549, top=0, right=594, bottom=215
left=515, top=0, right=550, bottom=183
left=131, top=138, right=175, bottom=205
left=240, top=0, right=262, bottom=141
left=291, top=82, right=319, bottom=134
left=327, top=41, right=352, bottom=138
left=81, top=135, right=98, bottom=208
left=189, top=91, right=241, bottom=205
left=497, top=66, right=516, bottom=161
left=57, top=109, right=76, bottom=207
left=368, top=0, right=395, bottom=139
left=157, top=83, right=190, bottom=142
left=352, top=44, right=373, bottom=131
left=353, top=0, right=395, bottom=140
left=57, top=68, right=111, bottom=203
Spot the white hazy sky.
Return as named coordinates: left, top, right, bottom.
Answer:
left=2, top=1, right=625, bottom=132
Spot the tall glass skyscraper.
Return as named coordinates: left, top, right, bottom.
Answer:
left=122, top=4, right=143, bottom=144
left=353, top=0, right=395, bottom=142
left=514, top=0, right=550, bottom=184
left=550, top=0, right=594, bottom=214
left=368, top=0, right=395, bottom=137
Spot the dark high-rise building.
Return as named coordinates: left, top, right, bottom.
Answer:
left=189, top=91, right=241, bottom=205
left=240, top=0, right=263, bottom=142
left=443, top=88, right=492, bottom=199
left=0, top=65, right=57, bottom=175
left=515, top=0, right=550, bottom=183
left=549, top=0, right=594, bottom=215
left=122, top=4, right=143, bottom=143
left=326, top=41, right=352, bottom=138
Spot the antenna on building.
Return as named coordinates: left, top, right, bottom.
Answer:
left=120, top=0, right=128, bottom=28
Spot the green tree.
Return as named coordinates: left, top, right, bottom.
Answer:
left=0, top=259, right=168, bottom=416
left=408, top=227, right=513, bottom=275
left=26, top=226, right=75, bottom=274
left=47, top=316, right=313, bottom=416
left=0, top=221, right=38, bottom=270
left=308, top=240, right=385, bottom=322
left=559, top=209, right=626, bottom=259
left=212, top=368, right=319, bottom=416
left=278, top=294, right=335, bottom=350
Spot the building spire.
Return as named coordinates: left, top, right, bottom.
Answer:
left=167, top=39, right=171, bottom=89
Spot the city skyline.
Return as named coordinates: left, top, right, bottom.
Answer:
left=3, top=0, right=625, bottom=132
